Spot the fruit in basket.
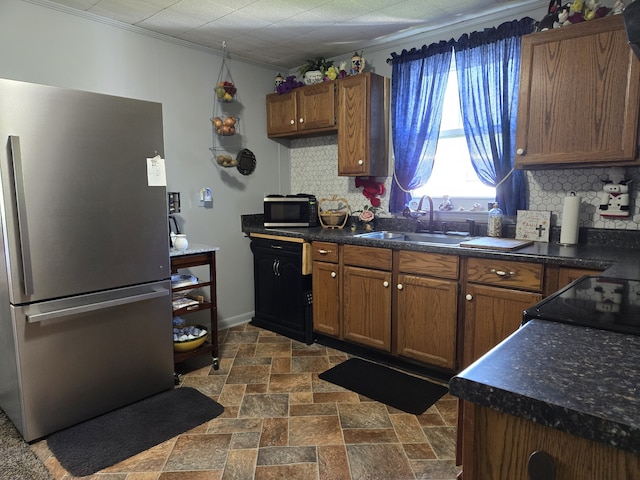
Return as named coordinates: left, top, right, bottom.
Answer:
left=224, top=116, right=236, bottom=126
left=216, top=81, right=236, bottom=101
left=216, top=154, right=237, bottom=167
left=212, top=117, right=223, bottom=128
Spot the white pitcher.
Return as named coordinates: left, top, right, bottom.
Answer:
left=173, top=234, right=188, bottom=251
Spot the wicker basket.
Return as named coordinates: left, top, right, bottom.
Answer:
left=319, top=195, right=349, bottom=229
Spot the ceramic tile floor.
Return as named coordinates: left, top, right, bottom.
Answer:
left=32, top=323, right=460, bottom=479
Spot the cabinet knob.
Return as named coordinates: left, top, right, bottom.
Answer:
left=290, top=119, right=295, bottom=125
left=383, top=281, right=389, bottom=288
left=358, top=160, right=364, bottom=165
left=465, top=294, right=473, bottom=301
left=331, top=271, right=336, bottom=278
left=516, top=148, right=524, bottom=155
left=299, top=118, right=304, bottom=123
left=397, top=284, right=403, bottom=290
left=528, top=450, right=554, bottom=480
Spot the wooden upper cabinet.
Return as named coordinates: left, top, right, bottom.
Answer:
left=337, top=72, right=390, bottom=176
left=515, top=15, right=640, bottom=169
left=266, top=81, right=336, bottom=138
left=266, top=91, right=297, bottom=136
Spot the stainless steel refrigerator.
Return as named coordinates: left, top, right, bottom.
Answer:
left=0, top=78, right=174, bottom=442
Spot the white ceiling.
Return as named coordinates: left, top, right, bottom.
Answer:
left=39, top=0, right=547, bottom=70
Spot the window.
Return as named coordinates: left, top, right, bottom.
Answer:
left=412, top=58, right=495, bottom=212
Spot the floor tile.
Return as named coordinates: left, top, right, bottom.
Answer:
left=34, top=323, right=460, bottom=480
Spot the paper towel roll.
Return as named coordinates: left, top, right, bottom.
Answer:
left=560, top=193, right=581, bottom=245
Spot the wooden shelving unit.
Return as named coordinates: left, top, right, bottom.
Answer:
left=170, top=248, right=219, bottom=370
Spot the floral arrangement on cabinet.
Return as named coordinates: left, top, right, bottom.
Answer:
left=537, top=0, right=623, bottom=31
left=275, top=52, right=366, bottom=94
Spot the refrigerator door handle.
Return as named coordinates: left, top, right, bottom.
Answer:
left=8, top=135, right=34, bottom=296
left=26, top=288, right=170, bottom=323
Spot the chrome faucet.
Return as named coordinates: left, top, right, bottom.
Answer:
left=415, top=195, right=434, bottom=233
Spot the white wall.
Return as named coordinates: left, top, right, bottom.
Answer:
left=0, top=0, right=289, bottom=328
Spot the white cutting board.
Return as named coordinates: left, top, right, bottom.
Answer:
left=459, top=237, right=534, bottom=251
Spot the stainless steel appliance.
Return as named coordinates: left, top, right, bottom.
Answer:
left=523, top=276, right=640, bottom=336
left=0, top=78, right=174, bottom=441
left=263, top=194, right=318, bottom=227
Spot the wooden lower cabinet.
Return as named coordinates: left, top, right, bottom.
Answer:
left=557, top=266, right=603, bottom=289
left=463, top=403, right=640, bottom=480
left=312, top=259, right=340, bottom=337
left=342, top=264, right=392, bottom=351
left=395, top=251, right=459, bottom=370
left=396, top=274, right=457, bottom=369
left=462, top=283, right=542, bottom=368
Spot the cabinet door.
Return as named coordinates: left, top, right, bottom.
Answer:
left=342, top=265, right=391, bottom=351
left=467, top=405, right=640, bottom=480
left=312, top=261, right=340, bottom=337
left=515, top=16, right=640, bottom=168
left=253, top=248, right=280, bottom=323
left=277, top=253, right=308, bottom=331
left=297, top=82, right=336, bottom=131
left=337, top=73, right=389, bottom=176
left=266, top=92, right=297, bottom=136
left=463, top=283, right=542, bottom=368
left=396, top=274, right=458, bottom=370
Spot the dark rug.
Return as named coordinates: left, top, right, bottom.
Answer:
left=318, top=358, right=448, bottom=415
left=47, top=387, right=224, bottom=477
left=0, top=409, right=53, bottom=480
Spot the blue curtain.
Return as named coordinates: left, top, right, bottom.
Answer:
left=388, top=40, right=454, bottom=213
left=454, top=18, right=535, bottom=215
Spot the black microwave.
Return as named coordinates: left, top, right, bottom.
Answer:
left=264, top=194, right=319, bottom=227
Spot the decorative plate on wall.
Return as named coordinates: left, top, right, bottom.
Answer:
left=236, top=148, right=256, bottom=175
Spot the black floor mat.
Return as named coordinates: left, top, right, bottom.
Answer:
left=318, top=358, right=448, bottom=415
left=47, top=387, right=224, bottom=477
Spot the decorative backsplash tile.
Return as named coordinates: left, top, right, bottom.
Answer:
left=290, top=137, right=640, bottom=230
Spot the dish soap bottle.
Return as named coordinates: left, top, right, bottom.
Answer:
left=487, top=203, right=503, bottom=237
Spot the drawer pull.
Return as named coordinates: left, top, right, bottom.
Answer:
left=528, top=450, right=554, bottom=480
left=331, top=271, right=337, bottom=278
left=491, top=268, right=515, bottom=277
left=318, top=249, right=332, bottom=255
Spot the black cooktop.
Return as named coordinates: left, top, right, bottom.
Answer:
left=524, top=276, right=640, bottom=336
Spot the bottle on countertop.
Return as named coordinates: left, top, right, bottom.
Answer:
left=487, top=203, right=503, bottom=237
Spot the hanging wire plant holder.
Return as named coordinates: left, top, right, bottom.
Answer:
left=210, top=41, right=250, bottom=173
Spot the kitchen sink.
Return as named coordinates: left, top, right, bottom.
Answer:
left=355, top=231, right=406, bottom=240
left=354, top=231, right=472, bottom=245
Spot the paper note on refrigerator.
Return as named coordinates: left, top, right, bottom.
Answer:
left=146, top=155, right=167, bottom=186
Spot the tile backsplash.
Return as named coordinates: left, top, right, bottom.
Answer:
left=290, top=136, right=640, bottom=230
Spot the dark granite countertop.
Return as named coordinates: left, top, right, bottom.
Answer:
left=241, top=215, right=637, bottom=275
left=449, top=319, right=640, bottom=454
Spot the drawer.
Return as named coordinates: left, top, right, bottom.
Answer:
left=343, top=244, right=392, bottom=270
left=398, top=251, right=459, bottom=279
left=466, top=258, right=543, bottom=292
left=312, top=241, right=339, bottom=263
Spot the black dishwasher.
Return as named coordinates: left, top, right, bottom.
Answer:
left=250, top=236, right=313, bottom=344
